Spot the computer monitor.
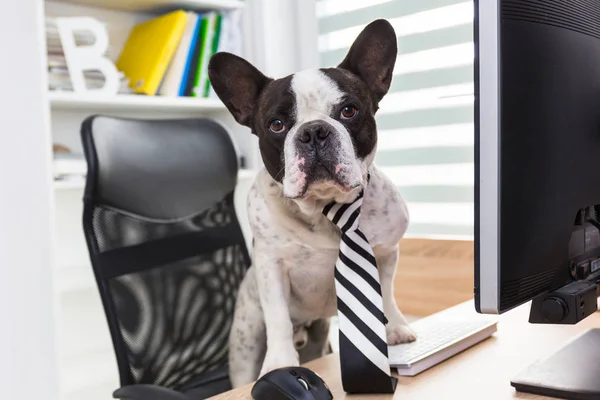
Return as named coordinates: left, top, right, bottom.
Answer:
left=474, top=0, right=600, bottom=398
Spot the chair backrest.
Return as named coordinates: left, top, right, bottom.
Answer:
left=80, top=115, right=251, bottom=390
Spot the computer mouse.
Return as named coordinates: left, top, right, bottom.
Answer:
left=250, top=366, right=333, bottom=400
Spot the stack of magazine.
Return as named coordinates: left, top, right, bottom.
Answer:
left=53, top=144, right=87, bottom=187
left=46, top=17, right=132, bottom=93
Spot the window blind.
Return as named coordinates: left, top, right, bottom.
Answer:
left=316, top=0, right=474, bottom=239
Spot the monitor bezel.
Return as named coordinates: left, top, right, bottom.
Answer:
left=475, top=0, right=501, bottom=314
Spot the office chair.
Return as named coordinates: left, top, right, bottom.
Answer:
left=80, top=116, right=251, bottom=400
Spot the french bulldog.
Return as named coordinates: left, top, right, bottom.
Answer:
left=208, top=19, right=416, bottom=388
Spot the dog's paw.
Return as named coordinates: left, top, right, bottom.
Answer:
left=386, top=323, right=417, bottom=345
left=259, top=347, right=299, bottom=377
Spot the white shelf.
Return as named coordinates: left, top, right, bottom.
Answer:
left=54, top=179, right=86, bottom=190
left=48, top=91, right=227, bottom=113
left=53, top=0, right=245, bottom=12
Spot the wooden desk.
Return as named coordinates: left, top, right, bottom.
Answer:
left=210, top=300, right=600, bottom=400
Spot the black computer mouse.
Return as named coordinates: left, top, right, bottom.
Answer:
left=251, top=366, right=333, bottom=400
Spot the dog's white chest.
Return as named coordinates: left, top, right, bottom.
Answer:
left=286, top=247, right=339, bottom=322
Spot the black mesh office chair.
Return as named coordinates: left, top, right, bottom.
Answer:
left=80, top=115, right=251, bottom=400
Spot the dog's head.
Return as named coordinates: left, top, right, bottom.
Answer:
left=208, top=19, right=397, bottom=203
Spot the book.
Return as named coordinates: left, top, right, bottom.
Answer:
left=158, top=11, right=199, bottom=97
left=183, top=16, right=206, bottom=96
left=203, top=13, right=223, bottom=97
left=191, top=12, right=218, bottom=98
left=116, top=10, right=188, bottom=95
left=179, top=13, right=203, bottom=96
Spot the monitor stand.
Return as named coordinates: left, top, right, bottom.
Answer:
left=510, top=328, right=600, bottom=400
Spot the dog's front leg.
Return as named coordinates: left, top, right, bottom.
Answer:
left=375, top=246, right=417, bottom=345
left=254, top=249, right=299, bottom=377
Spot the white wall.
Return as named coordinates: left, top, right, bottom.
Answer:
left=0, top=1, right=59, bottom=399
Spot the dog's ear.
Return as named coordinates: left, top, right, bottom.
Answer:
left=338, top=19, right=397, bottom=102
left=208, top=52, right=272, bottom=128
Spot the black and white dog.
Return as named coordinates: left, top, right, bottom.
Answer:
left=208, top=19, right=416, bottom=387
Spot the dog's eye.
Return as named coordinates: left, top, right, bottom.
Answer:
left=341, top=105, right=358, bottom=119
left=269, top=119, right=285, bottom=133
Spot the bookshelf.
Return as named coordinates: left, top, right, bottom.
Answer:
left=49, top=91, right=228, bottom=113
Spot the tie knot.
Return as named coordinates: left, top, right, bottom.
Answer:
left=322, top=191, right=364, bottom=232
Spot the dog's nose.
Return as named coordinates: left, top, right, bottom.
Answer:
left=297, top=121, right=332, bottom=144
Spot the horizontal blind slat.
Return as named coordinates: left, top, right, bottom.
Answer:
left=378, top=124, right=474, bottom=149
left=375, top=146, right=474, bottom=167
left=407, top=202, right=474, bottom=225
left=317, top=0, right=393, bottom=18
left=377, top=104, right=473, bottom=130
left=380, top=164, right=473, bottom=186
left=395, top=185, right=473, bottom=203
left=399, top=22, right=473, bottom=55
left=318, top=0, right=470, bottom=34
left=379, top=83, right=473, bottom=114
left=320, top=23, right=472, bottom=66
left=405, top=223, right=473, bottom=238
left=389, top=65, right=473, bottom=92
left=396, top=43, right=474, bottom=75
left=319, top=3, right=473, bottom=52
left=320, top=43, right=475, bottom=76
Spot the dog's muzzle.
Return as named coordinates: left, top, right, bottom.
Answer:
left=283, top=120, right=362, bottom=199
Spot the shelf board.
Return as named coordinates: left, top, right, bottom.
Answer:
left=54, top=179, right=86, bottom=190
left=48, top=92, right=227, bottom=113
left=53, top=0, right=246, bottom=12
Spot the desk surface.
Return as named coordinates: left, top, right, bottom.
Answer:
left=210, top=299, right=600, bottom=400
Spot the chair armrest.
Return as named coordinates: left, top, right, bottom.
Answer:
left=113, top=384, right=190, bottom=400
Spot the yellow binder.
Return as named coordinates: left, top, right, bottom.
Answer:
left=117, top=10, right=188, bottom=95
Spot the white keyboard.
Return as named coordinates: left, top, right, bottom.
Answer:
left=388, top=315, right=497, bottom=376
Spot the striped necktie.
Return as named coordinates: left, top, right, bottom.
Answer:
left=322, top=187, right=398, bottom=394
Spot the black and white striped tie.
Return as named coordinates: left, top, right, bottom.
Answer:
left=323, top=188, right=397, bottom=394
